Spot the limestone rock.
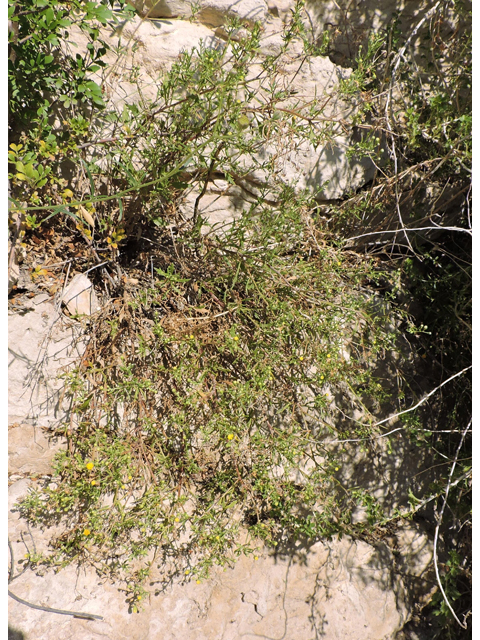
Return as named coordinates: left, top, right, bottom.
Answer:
left=130, top=0, right=269, bottom=26
left=63, top=18, right=222, bottom=109
left=129, top=0, right=193, bottom=19
left=8, top=295, right=86, bottom=427
left=120, top=16, right=222, bottom=73
left=8, top=475, right=413, bottom=640
left=266, top=0, right=295, bottom=20
left=61, top=273, right=101, bottom=316
left=307, top=537, right=407, bottom=640
left=197, top=0, right=269, bottom=27
left=178, top=179, right=256, bottom=232
left=8, top=424, right=65, bottom=476
left=393, top=522, right=437, bottom=606
left=9, top=462, right=430, bottom=640
left=230, top=54, right=377, bottom=202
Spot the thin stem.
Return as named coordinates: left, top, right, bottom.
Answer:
left=432, top=419, right=471, bottom=629
left=325, top=366, right=471, bottom=444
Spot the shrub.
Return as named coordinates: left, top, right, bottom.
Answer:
left=10, top=1, right=471, bottom=631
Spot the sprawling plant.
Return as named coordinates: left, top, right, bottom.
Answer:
left=9, top=0, right=471, bottom=632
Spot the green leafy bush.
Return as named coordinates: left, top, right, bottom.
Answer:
left=12, top=8, right=399, bottom=607
left=9, top=1, right=471, bottom=631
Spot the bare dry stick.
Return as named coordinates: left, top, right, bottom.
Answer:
left=406, top=469, right=471, bottom=517
left=324, top=365, right=472, bottom=444
left=432, top=419, right=471, bottom=629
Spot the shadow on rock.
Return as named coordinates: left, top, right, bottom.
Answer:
left=8, top=626, right=25, bottom=640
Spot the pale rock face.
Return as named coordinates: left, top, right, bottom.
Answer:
left=309, top=538, right=408, bottom=640
left=8, top=468, right=416, bottom=640
left=266, top=0, right=295, bottom=20
left=8, top=295, right=86, bottom=427
left=253, top=55, right=375, bottom=200
left=8, top=424, right=65, bottom=476
left=196, top=0, right=269, bottom=27
left=129, top=0, right=194, bottom=19
left=179, top=179, right=254, bottom=234
left=129, top=0, right=269, bottom=26
left=393, top=522, right=437, bottom=606
left=9, top=461, right=431, bottom=640
left=120, top=16, right=222, bottom=74
left=61, top=273, right=101, bottom=316
left=64, top=18, right=223, bottom=107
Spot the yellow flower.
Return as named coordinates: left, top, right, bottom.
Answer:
left=327, top=354, right=331, bottom=359
left=233, top=336, right=239, bottom=341
left=185, top=569, right=190, bottom=575
left=320, top=375, right=324, bottom=380
left=175, top=517, right=180, bottom=522
left=137, top=595, right=142, bottom=601
left=227, top=434, right=234, bottom=440
left=254, top=556, right=258, bottom=561
left=86, top=462, right=94, bottom=470
left=335, top=467, right=339, bottom=471
left=189, top=334, right=194, bottom=339
left=90, top=480, right=97, bottom=486
left=83, top=529, right=91, bottom=536
left=196, top=579, right=201, bottom=584
left=299, top=356, right=304, bottom=361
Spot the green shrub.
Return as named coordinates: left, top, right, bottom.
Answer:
left=13, top=9, right=399, bottom=607
left=10, top=1, right=471, bottom=631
